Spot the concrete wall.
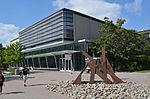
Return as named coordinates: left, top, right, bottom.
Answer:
left=74, top=14, right=103, bottom=42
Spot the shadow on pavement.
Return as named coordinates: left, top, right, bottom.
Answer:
left=27, top=76, right=35, bottom=79
left=29, top=70, right=44, bottom=74
left=5, top=76, right=35, bottom=82
left=28, top=83, right=47, bottom=87
left=121, top=78, right=129, bottom=80
left=4, top=91, right=24, bottom=95
left=5, top=76, right=22, bottom=82
left=81, top=80, right=103, bottom=84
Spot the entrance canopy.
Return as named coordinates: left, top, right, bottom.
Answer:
left=25, top=50, right=80, bottom=58
left=22, top=41, right=73, bottom=53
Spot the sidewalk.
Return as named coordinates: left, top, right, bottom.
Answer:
left=1, top=70, right=150, bottom=99
left=1, top=70, right=73, bottom=99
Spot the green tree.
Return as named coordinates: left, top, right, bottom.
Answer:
left=136, top=38, right=150, bottom=69
left=1, top=42, right=24, bottom=68
left=91, top=17, right=150, bottom=71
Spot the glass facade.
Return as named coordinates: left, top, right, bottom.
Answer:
left=47, top=56, right=56, bottom=68
left=26, top=52, right=85, bottom=70
left=28, top=58, right=33, bottom=67
left=24, top=41, right=90, bottom=70
left=40, top=57, right=47, bottom=68
left=63, top=11, right=74, bottom=41
left=33, top=58, right=40, bottom=68
left=24, top=42, right=87, bottom=56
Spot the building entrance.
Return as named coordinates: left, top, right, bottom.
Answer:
left=59, top=54, right=73, bottom=71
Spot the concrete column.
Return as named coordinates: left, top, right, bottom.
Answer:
left=38, top=57, right=41, bottom=68
left=45, top=56, right=49, bottom=68
left=61, top=55, right=64, bottom=70
left=54, top=55, right=58, bottom=69
left=26, top=58, right=29, bottom=67
left=32, top=58, right=35, bottom=68
left=71, top=58, right=73, bottom=71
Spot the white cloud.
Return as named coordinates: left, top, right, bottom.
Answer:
left=52, top=0, right=121, bottom=21
left=125, top=0, right=143, bottom=14
left=0, top=23, right=21, bottom=47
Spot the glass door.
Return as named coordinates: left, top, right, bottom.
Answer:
left=59, top=58, right=72, bottom=71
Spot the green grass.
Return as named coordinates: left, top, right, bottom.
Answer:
left=136, top=70, right=150, bottom=73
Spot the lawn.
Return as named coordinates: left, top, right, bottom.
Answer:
left=137, top=70, right=150, bottom=73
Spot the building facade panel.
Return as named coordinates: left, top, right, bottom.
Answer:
left=19, top=11, right=64, bottom=49
left=74, top=14, right=102, bottom=42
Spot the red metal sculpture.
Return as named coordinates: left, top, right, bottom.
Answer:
left=73, top=48, right=123, bottom=84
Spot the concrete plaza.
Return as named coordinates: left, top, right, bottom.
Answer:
left=0, top=70, right=150, bottom=99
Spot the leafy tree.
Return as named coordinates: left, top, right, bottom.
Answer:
left=1, top=42, right=24, bottom=68
left=137, top=39, right=150, bottom=69
left=91, top=17, right=150, bottom=71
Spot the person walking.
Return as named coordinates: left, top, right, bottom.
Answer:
left=22, top=66, right=29, bottom=87
left=0, top=70, right=5, bottom=95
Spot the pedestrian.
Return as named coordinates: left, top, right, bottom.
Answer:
left=0, top=70, right=5, bottom=95
left=22, top=65, right=29, bottom=87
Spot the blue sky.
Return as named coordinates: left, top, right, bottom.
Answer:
left=0, top=0, right=149, bottom=46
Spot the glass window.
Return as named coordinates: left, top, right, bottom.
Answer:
left=63, top=17, right=73, bottom=22
left=63, top=21, right=73, bottom=26
left=65, top=28, right=73, bottom=32
left=33, top=58, right=40, bottom=68
left=64, top=25, right=73, bottom=29
left=40, top=57, right=47, bottom=68
left=66, top=34, right=74, bottom=38
left=63, top=12, right=73, bottom=17
left=47, top=56, right=56, bottom=68
left=28, top=58, right=33, bottom=67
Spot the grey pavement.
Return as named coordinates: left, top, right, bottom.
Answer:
left=1, top=70, right=74, bottom=99
left=0, top=70, right=150, bottom=99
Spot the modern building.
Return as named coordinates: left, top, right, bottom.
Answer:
left=10, top=37, right=19, bottom=44
left=19, top=8, right=104, bottom=71
left=137, top=30, right=150, bottom=37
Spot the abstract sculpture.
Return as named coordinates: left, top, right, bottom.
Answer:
left=73, top=48, right=123, bottom=84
